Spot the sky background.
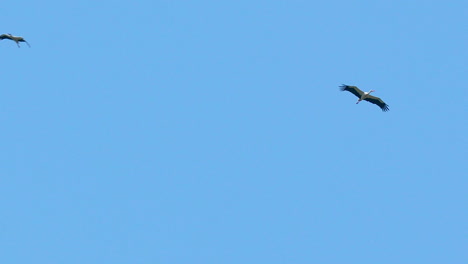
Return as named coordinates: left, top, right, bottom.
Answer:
left=1, top=0, right=466, bottom=263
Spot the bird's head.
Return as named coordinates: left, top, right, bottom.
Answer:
left=369, top=90, right=375, bottom=93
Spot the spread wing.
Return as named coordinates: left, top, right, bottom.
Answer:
left=364, top=95, right=390, bottom=112
left=340, top=84, right=364, bottom=99
left=0, top=34, right=12, bottom=40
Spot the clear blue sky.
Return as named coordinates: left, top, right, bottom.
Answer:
left=1, top=1, right=466, bottom=263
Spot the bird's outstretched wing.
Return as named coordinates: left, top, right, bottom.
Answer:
left=364, top=95, right=390, bottom=112
left=340, top=84, right=364, bottom=99
left=0, top=34, right=12, bottom=40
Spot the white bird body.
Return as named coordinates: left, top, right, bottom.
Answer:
left=0, top=33, right=30, bottom=48
left=340, top=84, right=389, bottom=112
left=356, top=90, right=374, bottom=103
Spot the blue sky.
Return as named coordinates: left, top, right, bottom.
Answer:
left=1, top=0, right=466, bottom=263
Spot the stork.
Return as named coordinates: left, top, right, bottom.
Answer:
left=0, top=33, right=30, bottom=48
left=340, top=84, right=389, bottom=112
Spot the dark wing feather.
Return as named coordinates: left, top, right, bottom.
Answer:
left=0, top=34, right=12, bottom=40
left=364, top=95, right=390, bottom=112
left=339, top=84, right=364, bottom=98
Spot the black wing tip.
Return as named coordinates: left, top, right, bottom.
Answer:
left=339, top=84, right=349, bottom=91
left=381, top=105, right=390, bottom=112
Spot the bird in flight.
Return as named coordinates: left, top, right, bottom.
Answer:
left=340, top=84, right=389, bottom=112
left=0, top=33, right=30, bottom=48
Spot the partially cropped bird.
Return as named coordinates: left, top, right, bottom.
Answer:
left=0, top=33, right=30, bottom=48
left=340, top=84, right=389, bottom=112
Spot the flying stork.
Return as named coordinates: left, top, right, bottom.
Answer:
left=340, top=84, right=389, bottom=112
left=0, top=34, right=30, bottom=48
